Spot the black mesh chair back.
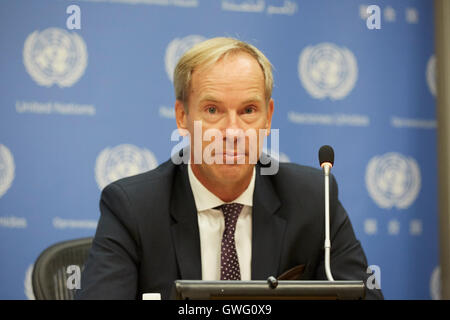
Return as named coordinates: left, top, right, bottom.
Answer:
left=32, top=237, right=93, bottom=300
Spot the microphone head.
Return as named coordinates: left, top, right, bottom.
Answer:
left=319, top=145, right=334, bottom=167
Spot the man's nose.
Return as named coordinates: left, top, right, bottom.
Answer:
left=222, top=111, right=245, bottom=145
left=223, top=110, right=241, bottom=132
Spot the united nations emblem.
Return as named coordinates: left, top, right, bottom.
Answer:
left=23, top=28, right=88, bottom=87
left=0, top=144, right=15, bottom=198
left=165, top=34, right=206, bottom=82
left=95, top=144, right=158, bottom=190
left=426, top=54, right=436, bottom=97
left=365, top=152, right=421, bottom=209
left=298, top=43, right=358, bottom=100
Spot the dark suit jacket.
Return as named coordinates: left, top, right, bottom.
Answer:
left=77, top=158, right=383, bottom=300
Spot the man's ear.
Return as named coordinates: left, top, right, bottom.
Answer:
left=265, top=98, right=274, bottom=136
left=175, top=100, right=188, bottom=135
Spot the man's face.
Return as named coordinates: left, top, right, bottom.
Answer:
left=175, top=52, right=274, bottom=186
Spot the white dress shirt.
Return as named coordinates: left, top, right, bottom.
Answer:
left=187, top=164, right=255, bottom=281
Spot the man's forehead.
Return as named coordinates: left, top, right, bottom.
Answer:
left=188, top=53, right=266, bottom=104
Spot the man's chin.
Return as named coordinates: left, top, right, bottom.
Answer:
left=210, top=163, right=254, bottom=182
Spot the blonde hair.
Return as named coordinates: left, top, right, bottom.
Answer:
left=173, top=37, right=273, bottom=107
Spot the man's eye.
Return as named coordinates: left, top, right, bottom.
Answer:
left=207, top=106, right=217, bottom=114
left=244, top=107, right=255, bottom=114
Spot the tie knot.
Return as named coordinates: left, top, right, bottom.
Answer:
left=219, top=203, right=243, bottom=229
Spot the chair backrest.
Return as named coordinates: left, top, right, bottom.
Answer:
left=32, top=237, right=93, bottom=300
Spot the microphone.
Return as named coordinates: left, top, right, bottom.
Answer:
left=319, top=145, right=334, bottom=169
left=318, top=145, right=335, bottom=282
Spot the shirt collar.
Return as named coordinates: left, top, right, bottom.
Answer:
left=188, top=164, right=255, bottom=212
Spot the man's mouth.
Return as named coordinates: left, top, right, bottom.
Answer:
left=224, top=150, right=245, bottom=156
left=221, top=150, right=246, bottom=163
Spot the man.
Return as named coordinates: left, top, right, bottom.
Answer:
left=77, top=37, right=383, bottom=300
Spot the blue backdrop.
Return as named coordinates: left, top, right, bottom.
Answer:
left=0, top=0, right=439, bottom=299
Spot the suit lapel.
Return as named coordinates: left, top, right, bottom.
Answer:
left=169, top=159, right=286, bottom=281
left=251, top=164, right=286, bottom=280
left=169, top=163, right=202, bottom=280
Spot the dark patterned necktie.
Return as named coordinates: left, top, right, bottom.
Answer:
left=219, top=203, right=244, bottom=280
